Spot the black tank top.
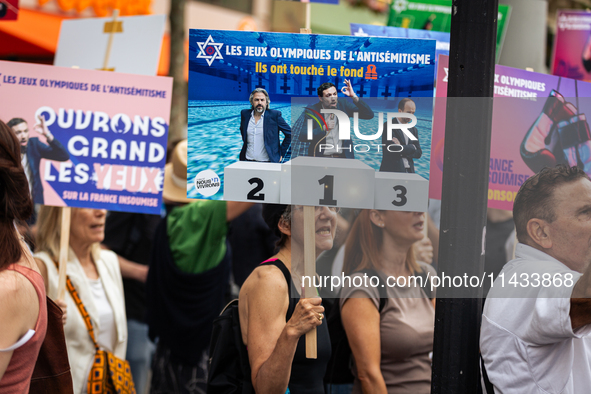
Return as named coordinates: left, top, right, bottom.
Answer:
left=261, top=259, right=331, bottom=394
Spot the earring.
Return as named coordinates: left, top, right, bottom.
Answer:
left=380, top=223, right=385, bottom=227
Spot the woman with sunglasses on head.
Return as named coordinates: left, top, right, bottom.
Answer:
left=0, top=120, right=47, bottom=393
left=239, top=204, right=339, bottom=394
left=340, top=210, right=436, bottom=394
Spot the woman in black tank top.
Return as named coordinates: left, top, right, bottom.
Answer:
left=238, top=205, right=338, bottom=394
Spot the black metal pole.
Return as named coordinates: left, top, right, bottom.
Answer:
left=431, top=0, right=498, bottom=393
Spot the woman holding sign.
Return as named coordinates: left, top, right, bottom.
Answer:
left=340, top=210, right=435, bottom=394
left=0, top=120, right=47, bottom=392
left=34, top=207, right=128, bottom=394
left=238, top=204, right=337, bottom=394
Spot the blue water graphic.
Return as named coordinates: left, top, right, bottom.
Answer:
left=187, top=100, right=431, bottom=199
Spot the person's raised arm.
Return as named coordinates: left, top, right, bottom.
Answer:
left=34, top=116, right=70, bottom=161
left=341, top=294, right=387, bottom=394
left=342, top=80, right=373, bottom=119
left=244, top=266, right=323, bottom=394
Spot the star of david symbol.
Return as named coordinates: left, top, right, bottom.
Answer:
left=354, top=27, right=368, bottom=37
left=196, top=35, right=224, bottom=66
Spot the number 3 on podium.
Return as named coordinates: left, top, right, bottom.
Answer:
left=392, top=185, right=407, bottom=207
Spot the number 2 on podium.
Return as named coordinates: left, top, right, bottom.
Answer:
left=247, top=177, right=265, bottom=201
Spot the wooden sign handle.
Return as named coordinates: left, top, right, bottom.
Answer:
left=102, top=9, right=121, bottom=71
left=298, top=15, right=315, bottom=358
left=57, top=207, right=71, bottom=301
left=304, top=2, right=311, bottom=31
left=303, top=205, right=317, bottom=359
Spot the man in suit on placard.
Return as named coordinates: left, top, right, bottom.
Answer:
left=299, top=80, right=374, bottom=159
left=8, top=116, right=70, bottom=205
left=239, top=88, right=291, bottom=163
left=379, top=98, right=422, bottom=173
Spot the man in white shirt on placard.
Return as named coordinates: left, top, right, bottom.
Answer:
left=238, top=88, right=291, bottom=163
left=481, top=165, right=591, bottom=394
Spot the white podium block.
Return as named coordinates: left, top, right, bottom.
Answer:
left=224, top=162, right=282, bottom=203
left=290, top=157, right=374, bottom=209
left=374, top=172, right=428, bottom=212
left=280, top=161, right=292, bottom=205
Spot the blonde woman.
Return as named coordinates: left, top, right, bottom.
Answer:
left=340, top=210, right=436, bottom=394
left=35, top=206, right=127, bottom=394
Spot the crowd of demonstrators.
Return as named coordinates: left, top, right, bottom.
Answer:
left=481, top=165, right=591, bottom=393
left=145, top=140, right=251, bottom=394
left=11, top=102, right=591, bottom=394
left=339, top=210, right=436, bottom=394
left=238, top=204, right=337, bottom=394
left=34, top=206, right=128, bottom=394
left=0, top=120, right=48, bottom=393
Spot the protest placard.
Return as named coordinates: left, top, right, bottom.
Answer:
left=552, top=10, right=591, bottom=82
left=430, top=54, right=591, bottom=210
left=350, top=23, right=449, bottom=74
left=188, top=29, right=436, bottom=212
left=54, top=14, right=166, bottom=75
left=0, top=60, right=173, bottom=214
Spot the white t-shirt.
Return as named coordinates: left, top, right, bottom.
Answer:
left=245, top=111, right=270, bottom=162
left=88, top=278, right=116, bottom=352
left=481, top=243, right=591, bottom=394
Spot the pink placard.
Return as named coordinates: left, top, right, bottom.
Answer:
left=0, top=60, right=172, bottom=214
left=431, top=55, right=591, bottom=210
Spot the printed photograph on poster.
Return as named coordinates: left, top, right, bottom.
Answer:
left=430, top=54, right=591, bottom=211
left=0, top=60, right=173, bottom=214
left=188, top=29, right=436, bottom=210
left=552, top=10, right=591, bottom=82
left=350, top=23, right=449, bottom=72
